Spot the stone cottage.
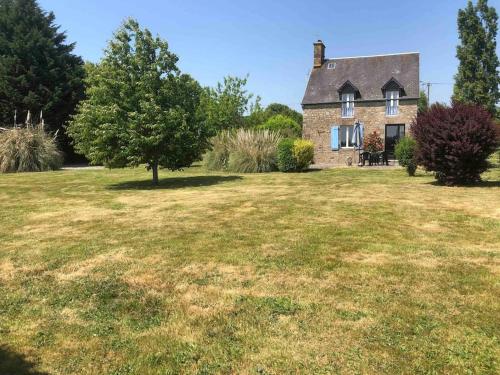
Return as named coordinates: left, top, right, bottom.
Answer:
left=302, top=40, right=420, bottom=165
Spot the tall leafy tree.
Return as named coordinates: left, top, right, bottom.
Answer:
left=0, top=0, right=84, bottom=157
left=453, top=0, right=499, bottom=116
left=201, top=75, right=254, bottom=131
left=68, top=19, right=210, bottom=185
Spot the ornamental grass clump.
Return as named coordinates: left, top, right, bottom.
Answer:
left=412, top=102, right=497, bottom=185
left=204, top=130, right=232, bottom=171
left=227, top=129, right=282, bottom=173
left=0, top=124, right=63, bottom=173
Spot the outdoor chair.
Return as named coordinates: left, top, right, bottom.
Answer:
left=380, top=151, right=389, bottom=166
left=369, top=152, right=381, bottom=165
left=360, top=152, right=371, bottom=166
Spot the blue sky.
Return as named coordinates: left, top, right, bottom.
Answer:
left=39, top=0, right=499, bottom=111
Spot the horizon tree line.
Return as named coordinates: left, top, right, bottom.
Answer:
left=0, top=0, right=498, bottom=164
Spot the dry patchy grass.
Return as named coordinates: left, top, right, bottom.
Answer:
left=0, top=162, right=499, bottom=374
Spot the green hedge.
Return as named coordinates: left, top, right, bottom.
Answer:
left=277, top=138, right=296, bottom=172
left=395, top=137, right=417, bottom=176
left=293, top=139, right=314, bottom=170
left=277, top=138, right=314, bottom=172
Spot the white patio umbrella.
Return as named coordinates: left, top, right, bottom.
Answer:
left=352, top=121, right=364, bottom=165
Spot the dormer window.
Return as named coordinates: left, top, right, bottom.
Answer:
left=386, top=90, right=399, bottom=116
left=342, top=93, right=354, bottom=118
left=338, top=81, right=359, bottom=118
left=382, top=77, right=404, bottom=116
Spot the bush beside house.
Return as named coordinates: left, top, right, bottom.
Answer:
left=277, top=138, right=314, bottom=172
left=412, top=102, right=497, bottom=185
left=277, top=139, right=297, bottom=172
left=395, top=137, right=418, bottom=176
left=293, top=139, right=314, bottom=171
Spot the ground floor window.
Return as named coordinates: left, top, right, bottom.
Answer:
left=385, top=124, right=405, bottom=158
left=340, top=125, right=354, bottom=148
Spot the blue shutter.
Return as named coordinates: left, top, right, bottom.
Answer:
left=331, top=126, right=339, bottom=150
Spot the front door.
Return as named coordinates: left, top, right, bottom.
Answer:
left=385, top=124, right=405, bottom=159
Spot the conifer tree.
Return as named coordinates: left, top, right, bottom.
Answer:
left=453, top=0, right=499, bottom=116
left=0, top=0, right=85, bottom=158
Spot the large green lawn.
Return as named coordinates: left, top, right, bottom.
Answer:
left=0, top=163, right=499, bottom=374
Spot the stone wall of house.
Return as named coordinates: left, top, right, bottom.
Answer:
left=302, top=100, right=418, bottom=166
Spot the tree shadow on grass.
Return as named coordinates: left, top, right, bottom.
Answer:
left=300, top=168, right=323, bottom=173
left=107, top=175, right=243, bottom=190
left=0, top=346, right=48, bottom=375
left=425, top=180, right=500, bottom=188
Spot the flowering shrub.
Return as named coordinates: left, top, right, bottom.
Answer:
left=364, top=131, right=383, bottom=153
left=412, top=102, right=497, bottom=185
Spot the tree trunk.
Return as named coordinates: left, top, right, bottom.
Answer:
left=151, top=162, right=159, bottom=185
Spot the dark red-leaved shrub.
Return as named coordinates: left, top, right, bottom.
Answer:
left=412, top=102, right=497, bottom=185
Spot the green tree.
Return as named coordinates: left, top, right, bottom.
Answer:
left=453, top=0, right=499, bottom=116
left=68, top=19, right=211, bottom=185
left=256, top=114, right=301, bottom=138
left=201, top=75, right=254, bottom=131
left=264, top=103, right=303, bottom=125
left=0, top=0, right=85, bottom=158
left=418, top=91, right=429, bottom=113
left=245, top=102, right=303, bottom=129
left=244, top=96, right=266, bottom=128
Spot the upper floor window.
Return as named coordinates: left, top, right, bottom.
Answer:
left=342, top=93, right=354, bottom=118
left=386, top=90, right=399, bottom=116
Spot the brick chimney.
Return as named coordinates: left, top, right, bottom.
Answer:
left=314, top=40, right=325, bottom=68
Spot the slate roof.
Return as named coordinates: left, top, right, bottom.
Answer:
left=302, top=52, right=420, bottom=106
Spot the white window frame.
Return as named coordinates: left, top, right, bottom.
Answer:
left=339, top=125, right=354, bottom=148
left=386, top=90, right=399, bottom=116
left=341, top=93, right=355, bottom=118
